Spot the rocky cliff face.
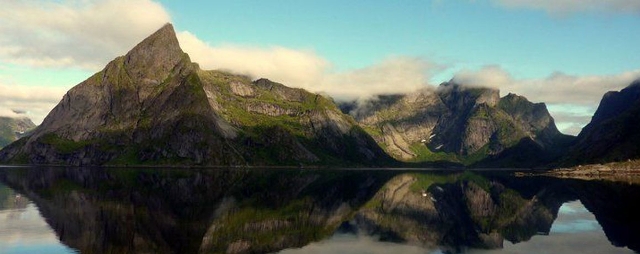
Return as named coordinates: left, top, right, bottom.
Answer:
left=346, top=81, right=570, bottom=166
left=0, top=24, right=390, bottom=166
left=0, top=116, right=35, bottom=148
left=565, top=80, right=640, bottom=164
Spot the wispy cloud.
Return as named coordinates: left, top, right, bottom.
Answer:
left=492, top=0, right=640, bottom=15
left=0, top=0, right=170, bottom=69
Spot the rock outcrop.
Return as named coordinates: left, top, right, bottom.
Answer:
left=0, top=24, right=390, bottom=166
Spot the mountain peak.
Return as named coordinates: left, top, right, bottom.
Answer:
left=124, top=23, right=188, bottom=83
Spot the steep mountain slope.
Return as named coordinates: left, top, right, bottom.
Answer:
left=346, top=82, right=571, bottom=166
left=565, top=80, right=640, bottom=164
left=0, top=24, right=390, bottom=166
left=0, top=116, right=35, bottom=148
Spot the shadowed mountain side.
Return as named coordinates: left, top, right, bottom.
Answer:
left=474, top=135, right=574, bottom=168
left=564, top=80, right=640, bottom=165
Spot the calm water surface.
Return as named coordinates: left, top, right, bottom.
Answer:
left=0, top=167, right=638, bottom=254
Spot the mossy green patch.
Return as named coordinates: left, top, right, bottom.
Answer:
left=40, top=133, right=93, bottom=154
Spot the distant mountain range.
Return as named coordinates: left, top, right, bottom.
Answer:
left=0, top=23, right=638, bottom=167
left=0, top=116, right=35, bottom=148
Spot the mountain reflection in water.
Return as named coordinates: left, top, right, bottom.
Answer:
left=0, top=167, right=638, bottom=254
left=0, top=182, right=77, bottom=254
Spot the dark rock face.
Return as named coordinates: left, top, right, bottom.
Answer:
left=565, top=80, right=640, bottom=164
left=0, top=24, right=390, bottom=166
left=347, top=81, right=570, bottom=166
left=0, top=117, right=35, bottom=148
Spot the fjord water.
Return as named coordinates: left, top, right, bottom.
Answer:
left=0, top=182, right=77, bottom=254
left=0, top=167, right=638, bottom=254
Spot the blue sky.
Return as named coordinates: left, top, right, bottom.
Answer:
left=163, top=0, right=640, bottom=78
left=1, top=0, right=640, bottom=135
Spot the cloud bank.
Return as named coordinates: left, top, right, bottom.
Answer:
left=492, top=0, right=640, bottom=15
left=177, top=31, right=329, bottom=89
left=178, top=31, right=438, bottom=101
left=453, top=65, right=640, bottom=106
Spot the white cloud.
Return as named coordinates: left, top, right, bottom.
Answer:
left=453, top=65, right=640, bottom=134
left=279, top=233, right=435, bottom=254
left=0, top=0, right=170, bottom=70
left=177, top=31, right=329, bottom=88
left=451, top=65, right=513, bottom=88
left=319, top=57, right=439, bottom=100
left=454, top=66, right=640, bottom=106
left=0, top=83, right=67, bottom=124
left=179, top=31, right=438, bottom=101
left=492, top=0, right=640, bottom=15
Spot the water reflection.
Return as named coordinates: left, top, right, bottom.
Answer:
left=0, top=183, right=77, bottom=254
left=0, top=167, right=639, bottom=254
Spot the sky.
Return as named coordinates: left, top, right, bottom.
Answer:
left=1, top=0, right=639, bottom=135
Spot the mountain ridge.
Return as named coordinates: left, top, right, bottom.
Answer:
left=0, top=24, right=391, bottom=166
left=1, top=23, right=637, bottom=168
left=342, top=81, right=572, bottom=167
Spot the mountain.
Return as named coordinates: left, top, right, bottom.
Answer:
left=564, top=80, right=640, bottom=164
left=345, top=82, right=572, bottom=166
left=0, top=116, right=35, bottom=148
left=0, top=24, right=391, bottom=166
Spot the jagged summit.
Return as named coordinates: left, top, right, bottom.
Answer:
left=124, top=23, right=187, bottom=85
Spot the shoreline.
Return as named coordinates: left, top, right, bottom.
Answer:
left=518, top=160, right=640, bottom=183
